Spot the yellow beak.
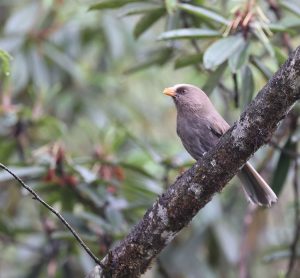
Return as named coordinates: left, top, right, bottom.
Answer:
left=163, top=87, right=176, bottom=97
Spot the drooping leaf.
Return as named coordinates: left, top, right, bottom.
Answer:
left=0, top=36, right=25, bottom=53
left=76, top=211, right=113, bottom=232
left=120, top=3, right=163, bottom=17
left=124, top=47, right=173, bottom=74
left=202, top=62, right=226, bottom=94
left=158, top=28, right=220, bottom=40
left=123, top=55, right=161, bottom=73
left=44, top=43, right=84, bottom=83
left=133, top=8, right=165, bottom=39
left=174, top=52, right=203, bottom=69
left=252, top=24, right=274, bottom=57
left=29, top=47, right=50, bottom=90
left=267, top=23, right=288, bottom=33
left=177, top=3, right=229, bottom=25
left=4, top=3, right=39, bottom=34
left=119, top=161, right=157, bottom=180
left=278, top=16, right=300, bottom=29
left=240, top=65, right=254, bottom=109
left=105, top=206, right=127, bottom=233
left=271, top=137, right=296, bottom=195
left=228, top=43, right=249, bottom=73
left=74, top=184, right=107, bottom=208
left=280, top=0, right=300, bottom=17
left=11, top=51, right=29, bottom=91
left=250, top=55, right=273, bottom=80
left=89, top=0, right=142, bottom=10
left=203, top=35, right=246, bottom=70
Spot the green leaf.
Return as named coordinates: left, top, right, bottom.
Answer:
left=89, top=0, right=141, bottom=10
left=44, top=43, right=83, bottom=83
left=134, top=8, right=165, bottom=39
left=29, top=47, right=50, bottom=90
left=278, top=16, right=300, bottom=29
left=165, top=0, right=177, bottom=14
left=124, top=47, right=173, bottom=74
left=271, top=137, right=296, bottom=195
left=11, top=52, right=29, bottom=91
left=105, top=206, right=126, bottom=233
left=202, top=62, right=226, bottom=94
left=177, top=3, right=229, bottom=25
left=203, top=35, right=246, bottom=70
left=0, top=49, right=12, bottom=77
left=228, top=42, right=249, bottom=73
left=252, top=24, right=274, bottom=57
left=174, top=52, right=203, bottom=69
left=75, top=184, right=107, bottom=208
left=158, top=28, right=220, bottom=40
left=119, top=162, right=157, bottom=179
left=4, top=3, right=39, bottom=34
left=120, top=3, right=163, bottom=17
left=240, top=65, right=254, bottom=109
left=250, top=55, right=273, bottom=80
left=267, top=23, right=288, bottom=33
left=280, top=0, right=300, bottom=17
left=76, top=211, right=113, bottom=232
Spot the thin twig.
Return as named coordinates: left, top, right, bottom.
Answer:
left=286, top=159, right=300, bottom=277
left=0, top=162, right=105, bottom=269
left=233, top=73, right=239, bottom=108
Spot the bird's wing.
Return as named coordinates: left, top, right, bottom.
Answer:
left=208, top=115, right=230, bottom=138
left=209, top=124, right=223, bottom=138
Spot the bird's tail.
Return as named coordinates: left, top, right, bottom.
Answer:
left=237, top=162, right=277, bottom=207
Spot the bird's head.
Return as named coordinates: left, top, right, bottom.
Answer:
left=163, top=84, right=210, bottom=110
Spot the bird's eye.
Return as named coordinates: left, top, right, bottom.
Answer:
left=179, top=88, right=187, bottom=94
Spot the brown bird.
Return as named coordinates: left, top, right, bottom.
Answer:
left=163, top=83, right=277, bottom=207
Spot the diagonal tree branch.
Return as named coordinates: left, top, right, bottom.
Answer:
left=88, top=46, right=300, bottom=278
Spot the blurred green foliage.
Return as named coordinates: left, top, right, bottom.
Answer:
left=0, top=0, right=300, bottom=277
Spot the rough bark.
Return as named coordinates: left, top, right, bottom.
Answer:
left=87, top=46, right=300, bottom=278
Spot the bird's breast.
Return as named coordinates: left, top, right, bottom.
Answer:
left=176, top=113, right=220, bottom=160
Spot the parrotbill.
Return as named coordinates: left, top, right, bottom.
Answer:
left=164, top=83, right=277, bottom=207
